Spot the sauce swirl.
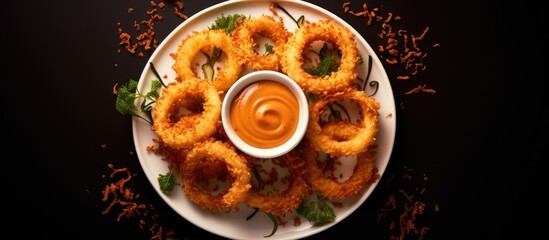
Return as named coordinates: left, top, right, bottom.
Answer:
left=230, top=80, right=299, bottom=148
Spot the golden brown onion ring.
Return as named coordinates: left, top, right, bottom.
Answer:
left=281, top=19, right=359, bottom=95
left=152, top=78, right=221, bottom=149
left=244, top=151, right=309, bottom=216
left=180, top=140, right=251, bottom=212
left=172, top=29, right=243, bottom=92
left=232, top=15, right=291, bottom=71
left=306, top=90, right=380, bottom=157
left=301, top=139, right=379, bottom=201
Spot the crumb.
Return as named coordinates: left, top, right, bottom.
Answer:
left=101, top=163, right=177, bottom=238
left=405, top=84, right=436, bottom=95
left=118, top=1, right=190, bottom=55
left=293, top=216, right=301, bottom=226
left=343, top=2, right=438, bottom=96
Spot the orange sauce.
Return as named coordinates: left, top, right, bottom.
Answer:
left=230, top=80, right=299, bottom=148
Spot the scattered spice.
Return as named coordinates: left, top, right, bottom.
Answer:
left=101, top=163, right=178, bottom=239
left=112, top=83, right=119, bottom=94
left=117, top=1, right=188, bottom=57
left=405, top=84, right=437, bottom=95
left=173, top=1, right=188, bottom=19
left=376, top=166, right=439, bottom=240
left=342, top=1, right=440, bottom=95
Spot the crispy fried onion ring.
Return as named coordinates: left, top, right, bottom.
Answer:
left=281, top=19, right=359, bottom=95
left=244, top=151, right=309, bottom=215
left=152, top=79, right=221, bottom=149
left=180, top=141, right=251, bottom=212
left=302, top=138, right=379, bottom=201
left=306, top=90, right=380, bottom=157
left=232, top=15, right=291, bottom=71
left=172, top=29, right=242, bottom=92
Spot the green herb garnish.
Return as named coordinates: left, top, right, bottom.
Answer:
left=263, top=43, right=274, bottom=56
left=200, top=14, right=246, bottom=81
left=157, top=171, right=178, bottom=193
left=264, top=213, right=278, bottom=238
left=208, top=13, right=246, bottom=34
left=115, top=79, right=162, bottom=125
left=305, top=43, right=341, bottom=77
left=200, top=47, right=222, bottom=81
left=296, top=196, right=336, bottom=226
left=362, top=55, right=379, bottom=96
left=274, top=3, right=304, bottom=28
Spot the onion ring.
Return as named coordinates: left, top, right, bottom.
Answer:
left=180, top=140, right=251, bottom=212
left=306, top=90, right=380, bottom=157
left=301, top=138, right=379, bottom=201
left=244, top=151, right=309, bottom=215
left=172, top=29, right=243, bottom=92
left=281, top=19, right=359, bottom=95
left=232, top=15, right=291, bottom=71
left=152, top=78, right=221, bottom=149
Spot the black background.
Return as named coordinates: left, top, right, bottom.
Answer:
left=4, top=0, right=546, bottom=239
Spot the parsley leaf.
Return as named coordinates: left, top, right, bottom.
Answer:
left=115, top=79, right=161, bottom=125
left=157, top=171, right=178, bottom=193
left=296, top=196, right=336, bottom=226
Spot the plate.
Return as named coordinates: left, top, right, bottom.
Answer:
left=133, top=0, right=396, bottom=239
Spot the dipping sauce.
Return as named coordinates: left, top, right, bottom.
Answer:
left=230, top=80, right=299, bottom=148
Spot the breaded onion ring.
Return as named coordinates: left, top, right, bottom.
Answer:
left=172, top=29, right=242, bottom=92
left=152, top=78, right=221, bottom=149
left=181, top=141, right=251, bottom=212
left=281, top=19, right=359, bottom=95
left=232, top=15, right=291, bottom=71
left=301, top=139, right=379, bottom=201
left=244, top=151, right=309, bottom=216
left=306, top=90, right=380, bottom=157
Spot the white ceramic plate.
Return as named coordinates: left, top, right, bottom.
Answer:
left=133, top=0, right=396, bottom=239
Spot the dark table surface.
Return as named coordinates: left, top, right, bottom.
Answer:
left=4, top=0, right=546, bottom=239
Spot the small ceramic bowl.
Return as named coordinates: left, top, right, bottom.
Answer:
left=221, top=70, right=309, bottom=159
